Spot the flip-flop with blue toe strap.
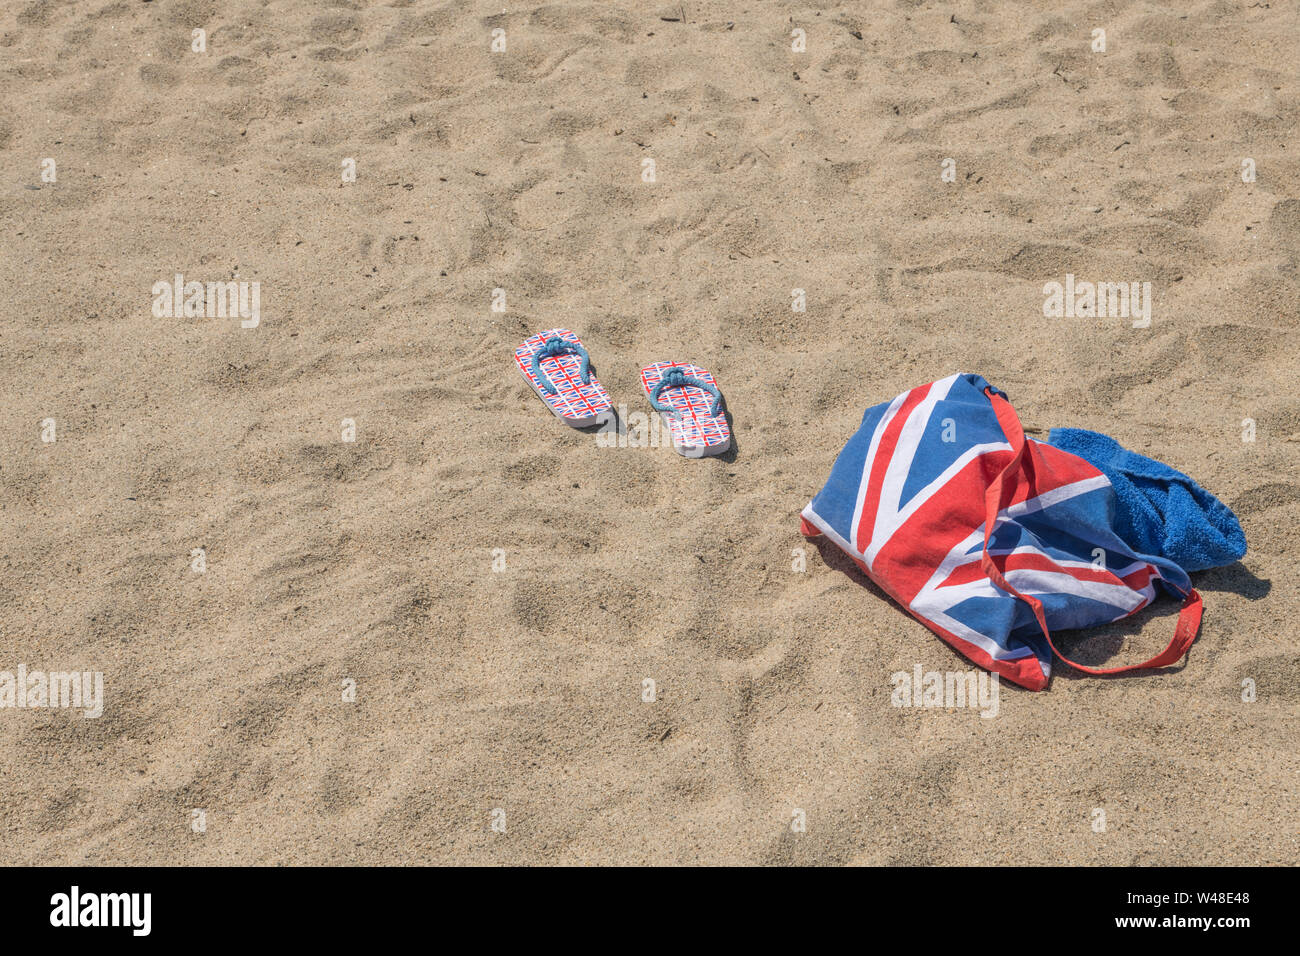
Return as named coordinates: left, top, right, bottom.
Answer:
left=515, top=329, right=613, bottom=427
left=640, top=361, right=731, bottom=457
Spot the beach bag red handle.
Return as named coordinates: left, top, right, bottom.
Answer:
left=981, top=388, right=1202, bottom=676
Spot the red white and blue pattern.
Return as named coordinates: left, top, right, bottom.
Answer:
left=640, top=362, right=730, bottom=456
left=800, top=373, right=1196, bottom=690
left=515, top=328, right=612, bottom=425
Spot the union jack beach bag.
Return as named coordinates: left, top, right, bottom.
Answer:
left=799, top=373, right=1202, bottom=691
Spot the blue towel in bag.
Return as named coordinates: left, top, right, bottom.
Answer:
left=1047, top=428, right=1246, bottom=574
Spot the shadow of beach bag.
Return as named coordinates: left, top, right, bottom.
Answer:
left=799, top=373, right=1202, bottom=691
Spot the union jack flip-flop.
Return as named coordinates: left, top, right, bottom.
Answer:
left=640, top=361, right=730, bottom=457
left=515, top=329, right=613, bottom=427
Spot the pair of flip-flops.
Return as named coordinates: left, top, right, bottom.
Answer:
left=514, top=328, right=731, bottom=457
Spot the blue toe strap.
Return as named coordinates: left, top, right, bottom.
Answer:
left=651, top=368, right=724, bottom=417
left=530, top=336, right=591, bottom=396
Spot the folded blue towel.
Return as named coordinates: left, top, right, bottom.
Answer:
left=1047, top=428, right=1246, bottom=574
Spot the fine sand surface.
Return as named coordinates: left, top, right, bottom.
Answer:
left=1, top=0, right=1297, bottom=865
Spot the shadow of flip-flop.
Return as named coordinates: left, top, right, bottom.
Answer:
left=715, top=408, right=739, bottom=462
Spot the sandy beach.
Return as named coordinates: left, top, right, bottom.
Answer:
left=1, top=0, right=1296, bottom=864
